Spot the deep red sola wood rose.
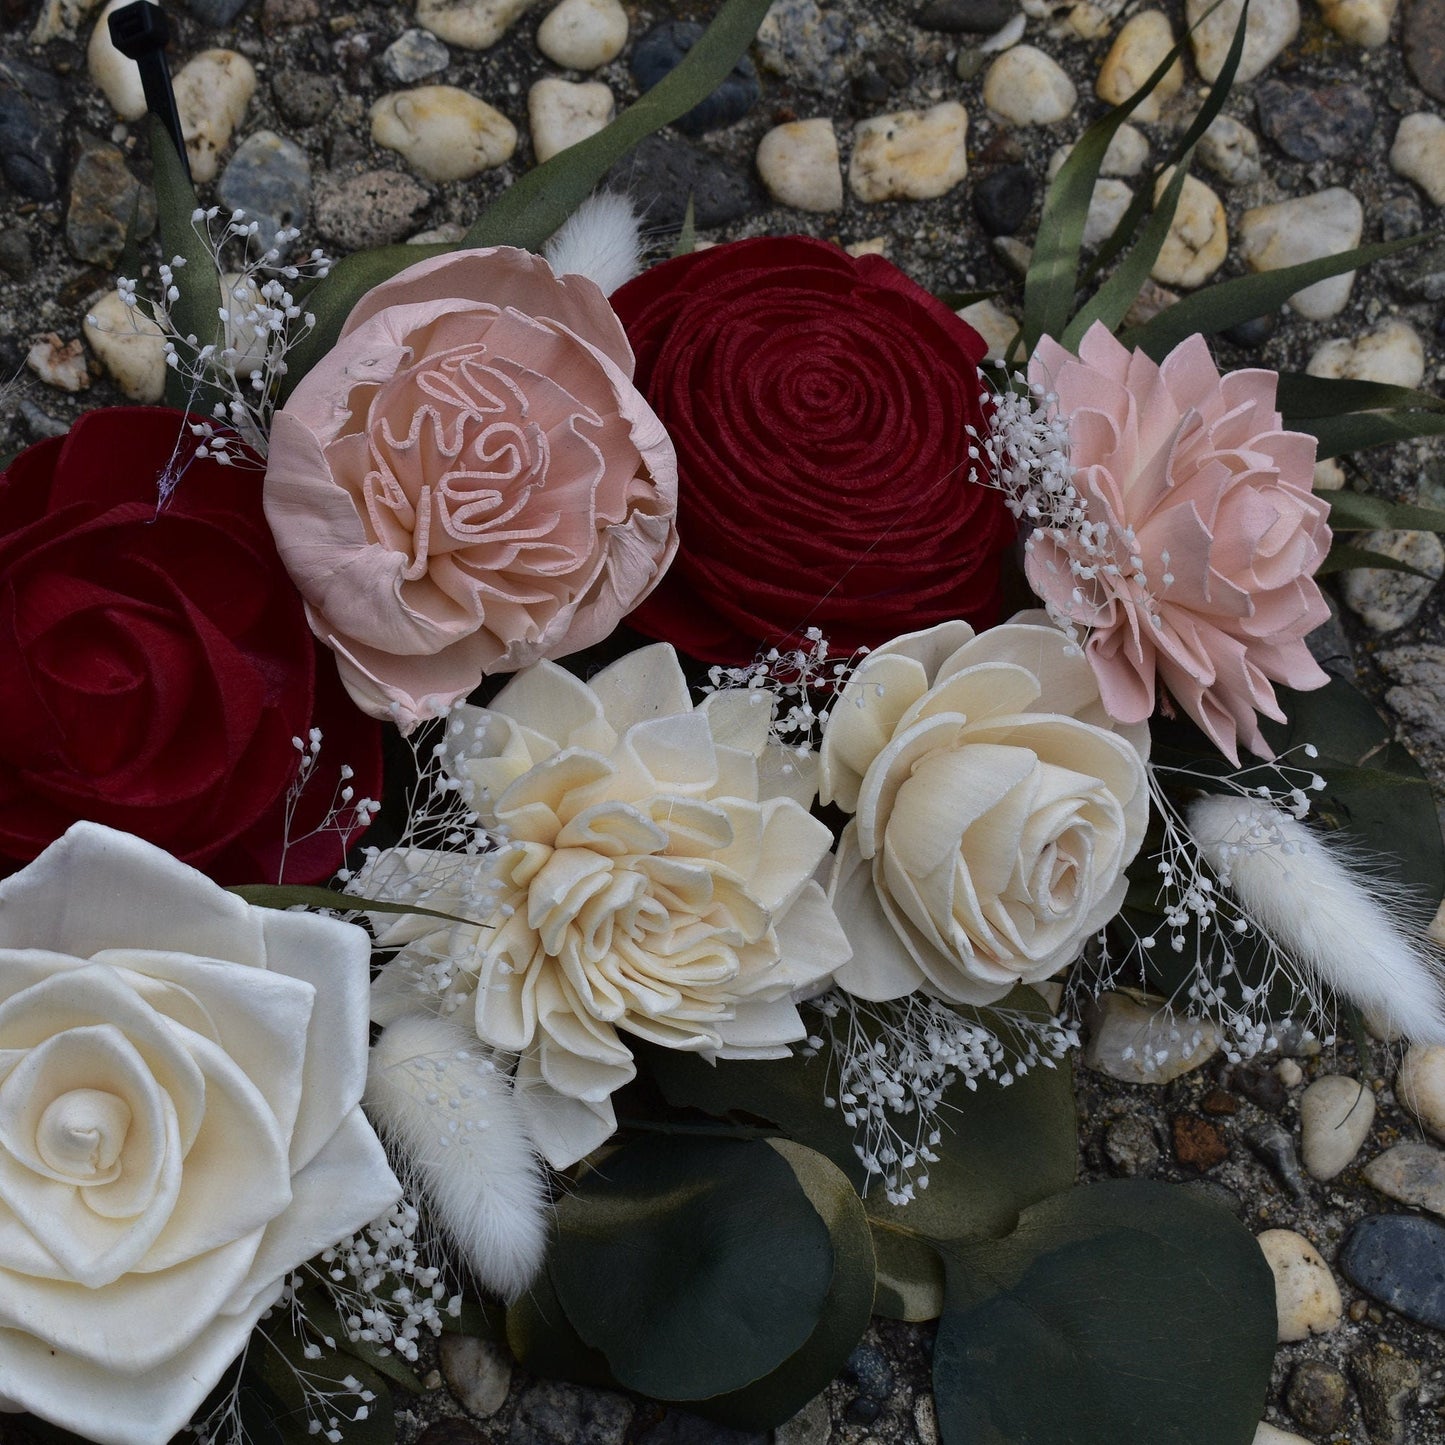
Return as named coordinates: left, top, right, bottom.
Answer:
left=611, top=235, right=1017, bottom=664
left=0, top=408, right=381, bottom=884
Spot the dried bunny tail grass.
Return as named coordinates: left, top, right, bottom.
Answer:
left=1186, top=793, right=1445, bottom=1047
left=544, top=192, right=643, bottom=296
left=366, top=1013, right=549, bottom=1302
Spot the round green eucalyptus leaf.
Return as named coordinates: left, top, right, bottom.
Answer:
left=934, top=1180, right=1276, bottom=1445
left=549, top=1135, right=834, bottom=1401
left=506, top=1265, right=619, bottom=1391
left=870, top=1224, right=947, bottom=1322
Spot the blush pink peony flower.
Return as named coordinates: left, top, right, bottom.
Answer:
left=264, top=247, right=679, bottom=731
left=1024, top=322, right=1331, bottom=764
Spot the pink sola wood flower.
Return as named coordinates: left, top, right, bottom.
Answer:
left=1024, top=322, right=1332, bottom=765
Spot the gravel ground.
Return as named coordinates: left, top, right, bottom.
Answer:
left=3, top=0, right=1445, bottom=1439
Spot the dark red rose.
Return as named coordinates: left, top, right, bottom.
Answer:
left=0, top=407, right=382, bottom=884
left=610, top=235, right=1016, bottom=664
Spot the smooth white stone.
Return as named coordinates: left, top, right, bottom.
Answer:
left=1339, top=529, right=1445, bottom=632
left=849, top=103, right=969, bottom=202
left=173, top=50, right=257, bottom=184
left=1300, top=1074, right=1376, bottom=1180
left=536, top=0, right=628, bottom=69
left=1397, top=1044, right=1445, bottom=1142
left=983, top=46, right=1077, bottom=125
left=1363, top=1141, right=1445, bottom=1216
left=1238, top=188, right=1364, bottom=319
left=87, top=0, right=151, bottom=119
left=1096, top=11, right=1183, bottom=123
left=956, top=298, right=1019, bottom=363
left=1199, top=113, right=1261, bottom=185
left=1187, top=0, right=1299, bottom=82
left=32, top=0, right=101, bottom=43
left=756, top=119, right=843, bottom=212
left=83, top=289, right=166, bottom=403
left=1309, top=319, right=1427, bottom=390
left=1276, top=1059, right=1304, bottom=1087
left=1083, top=993, right=1220, bottom=1084
left=527, top=78, right=614, bottom=164
left=418, top=0, right=539, bottom=49
left=438, top=1334, right=511, bottom=1417
left=1083, top=177, right=1133, bottom=249
left=1151, top=170, right=1227, bottom=288
left=1391, top=113, right=1445, bottom=208
left=1257, top=1229, right=1343, bottom=1342
left=1048, top=123, right=1149, bottom=179
left=1254, top=1425, right=1313, bottom=1445
left=1318, top=0, right=1397, bottom=46
left=371, top=85, right=517, bottom=180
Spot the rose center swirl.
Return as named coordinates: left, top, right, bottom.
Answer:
left=35, top=1089, right=132, bottom=1181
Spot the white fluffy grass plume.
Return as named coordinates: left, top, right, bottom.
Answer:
left=366, top=1013, right=549, bottom=1302
left=543, top=192, right=642, bottom=296
left=1187, top=793, right=1445, bottom=1045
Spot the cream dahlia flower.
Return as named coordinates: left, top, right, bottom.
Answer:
left=366, top=643, right=851, bottom=1168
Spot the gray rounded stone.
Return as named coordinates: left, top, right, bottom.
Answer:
left=1340, top=1214, right=1445, bottom=1328
left=217, top=129, right=312, bottom=254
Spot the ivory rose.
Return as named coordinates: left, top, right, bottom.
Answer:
left=365, top=643, right=852, bottom=1168
left=1026, top=322, right=1330, bottom=763
left=0, top=823, right=400, bottom=1445
left=265, top=247, right=679, bottom=731
left=819, top=616, right=1150, bottom=1004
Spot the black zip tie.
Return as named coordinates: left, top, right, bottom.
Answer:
left=108, top=2, right=191, bottom=184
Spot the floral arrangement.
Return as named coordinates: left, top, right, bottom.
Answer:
left=6, top=3, right=1445, bottom=1444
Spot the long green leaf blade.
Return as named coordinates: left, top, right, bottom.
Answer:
left=1307, top=408, right=1445, bottom=460
left=1277, top=372, right=1445, bottom=418
left=1327, top=490, right=1445, bottom=533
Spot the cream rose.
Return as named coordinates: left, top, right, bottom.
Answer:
left=365, top=643, right=852, bottom=1168
left=265, top=247, right=679, bottom=731
left=0, top=823, right=401, bottom=1445
left=819, top=616, right=1150, bottom=1004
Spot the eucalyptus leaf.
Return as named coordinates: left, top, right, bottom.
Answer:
left=506, top=1266, right=618, bottom=1389
left=253, top=1326, right=397, bottom=1445
left=548, top=1135, right=834, bottom=1402
left=933, top=1180, right=1276, bottom=1445
left=698, top=1140, right=876, bottom=1430
left=870, top=1224, right=947, bottom=1322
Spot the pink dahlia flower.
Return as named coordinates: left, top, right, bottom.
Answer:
left=1025, top=322, right=1331, bottom=764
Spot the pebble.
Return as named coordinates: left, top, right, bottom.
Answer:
left=174, top=49, right=257, bottom=184
left=1082, top=993, right=1220, bottom=1084
left=272, top=68, right=336, bottom=127
left=1390, top=112, right=1445, bottom=208
left=1187, top=0, right=1299, bottom=82
left=1173, top=1114, right=1229, bottom=1171
left=417, top=0, right=537, bottom=49
left=632, top=21, right=759, bottom=135
left=1103, top=1114, right=1161, bottom=1176
left=382, top=28, right=451, bottom=84
left=1379, top=643, right=1445, bottom=758
left=1255, top=81, right=1375, bottom=164
left=1235, top=1061, right=1289, bottom=1111
left=1049, top=123, right=1149, bottom=179
left=17, top=400, right=70, bottom=441
left=756, top=0, right=852, bottom=93
left=639, top=1414, right=765, bottom=1445
left=217, top=130, right=310, bottom=254
left=1095, top=11, right=1183, bottom=124
left=1246, top=1121, right=1310, bottom=1200
left=537, top=0, right=627, bottom=69
left=756, top=118, right=843, bottom=212
left=1083, top=177, right=1133, bottom=248
left=609, top=134, right=758, bottom=229
left=83, top=287, right=167, bottom=403
left=1351, top=1343, right=1421, bottom=1445
left=1308, top=318, right=1427, bottom=390
left=87, top=0, right=150, bottom=120
left=528, top=78, right=614, bottom=164
left=848, top=102, right=970, bottom=202
left=313, top=169, right=432, bottom=250
left=775, top=1395, right=830, bottom=1445
left=370, top=86, right=517, bottom=182
left=1238, top=188, right=1364, bottom=320
left=917, top=0, right=1016, bottom=30
left=1284, top=1361, right=1350, bottom=1436
left=186, top=0, right=252, bottom=22
left=438, top=1334, right=511, bottom=1418
left=1340, top=1214, right=1445, bottom=1329
left=66, top=133, right=153, bottom=268
left=973, top=164, right=1034, bottom=234
left=983, top=45, right=1077, bottom=125
left=1151, top=170, right=1227, bottom=288
left=0, top=230, right=33, bottom=282
left=417, top=1423, right=487, bottom=1445
left=1198, top=113, right=1262, bottom=186
left=1364, top=1141, right=1445, bottom=1216
left=1318, top=0, right=1398, bottom=44
left=506, top=1382, right=632, bottom=1445
left=31, top=0, right=102, bottom=43
left=1339, top=530, right=1444, bottom=632
left=1403, top=0, right=1445, bottom=103
left=261, top=0, right=319, bottom=31
left=1299, top=1074, right=1376, bottom=1180
left=1252, top=1426, right=1312, bottom=1445
left=0, top=59, right=64, bottom=202
left=1395, top=1043, right=1445, bottom=1139
left=26, top=333, right=91, bottom=393
left=1277, top=1059, right=1304, bottom=1087
left=955, top=298, right=1019, bottom=361
left=1257, top=1230, right=1343, bottom=1342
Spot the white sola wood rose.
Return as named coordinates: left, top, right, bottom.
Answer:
left=819, top=615, right=1151, bottom=1004
left=0, top=823, right=401, bottom=1445
left=365, top=642, right=852, bottom=1169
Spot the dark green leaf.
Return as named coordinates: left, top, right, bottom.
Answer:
left=870, top=1222, right=947, bottom=1322
left=253, top=1327, right=397, bottom=1445
left=1306, top=408, right=1445, bottom=460
left=440, top=1293, right=507, bottom=1341
left=227, top=882, right=494, bottom=929
left=464, top=0, right=772, bottom=253
left=1318, top=542, right=1438, bottom=578
left=548, top=1135, right=833, bottom=1401
left=1276, top=372, right=1445, bottom=418
left=506, top=1267, right=619, bottom=1389
left=1119, top=234, right=1428, bottom=358
left=298, top=1296, right=427, bottom=1396
left=699, top=1140, right=875, bottom=1430
left=933, top=1181, right=1276, bottom=1445
left=1328, top=490, right=1445, bottom=533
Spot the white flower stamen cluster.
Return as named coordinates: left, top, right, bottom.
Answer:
left=277, top=727, right=382, bottom=885
left=102, top=208, right=331, bottom=471
left=1080, top=749, right=1333, bottom=1067
left=807, top=990, right=1077, bottom=1206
